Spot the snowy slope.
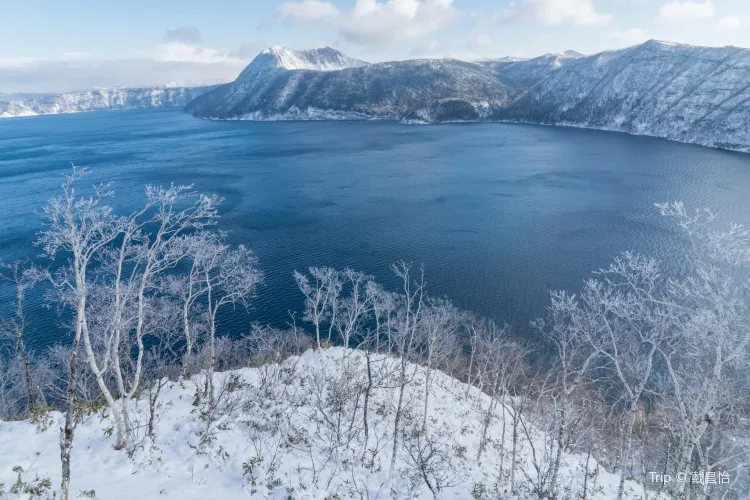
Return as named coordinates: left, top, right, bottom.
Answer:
left=187, top=41, right=750, bottom=152
left=185, top=47, right=511, bottom=122
left=476, top=53, right=578, bottom=90
left=0, top=86, right=217, bottom=118
left=257, top=46, right=368, bottom=71
left=0, top=348, right=653, bottom=499
left=498, top=40, right=750, bottom=152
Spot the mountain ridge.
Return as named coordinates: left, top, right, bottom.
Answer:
left=4, top=41, right=750, bottom=153
left=186, top=40, right=750, bottom=152
left=0, top=85, right=218, bottom=118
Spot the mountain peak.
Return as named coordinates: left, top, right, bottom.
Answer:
left=563, top=50, right=585, bottom=59
left=256, top=46, right=368, bottom=72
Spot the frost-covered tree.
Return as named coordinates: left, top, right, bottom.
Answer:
left=0, top=260, right=42, bottom=413
left=654, top=202, right=750, bottom=498
left=36, top=166, right=124, bottom=500
left=388, top=262, right=425, bottom=477
left=294, top=266, right=342, bottom=349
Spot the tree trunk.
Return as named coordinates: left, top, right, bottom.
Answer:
left=389, top=362, right=407, bottom=476
left=549, top=409, right=565, bottom=496
left=511, top=411, right=519, bottom=494
left=617, top=404, right=639, bottom=500
left=60, top=293, right=85, bottom=500
left=362, top=350, right=373, bottom=456
left=422, top=366, right=431, bottom=432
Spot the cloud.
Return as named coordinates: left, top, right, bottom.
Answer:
left=165, top=27, right=203, bottom=43
left=467, top=34, right=492, bottom=50
left=409, top=39, right=445, bottom=56
left=0, top=58, right=245, bottom=94
left=611, top=28, right=648, bottom=45
left=658, top=1, right=714, bottom=22
left=277, top=0, right=340, bottom=20
left=499, top=0, right=612, bottom=27
left=276, top=0, right=458, bottom=46
left=717, top=16, right=741, bottom=30
left=153, top=42, right=243, bottom=64
left=232, top=41, right=269, bottom=59
left=0, top=41, right=251, bottom=93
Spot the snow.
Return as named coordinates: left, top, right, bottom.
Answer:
left=263, top=46, right=368, bottom=72
left=0, top=86, right=217, bottom=118
left=0, top=348, right=654, bottom=499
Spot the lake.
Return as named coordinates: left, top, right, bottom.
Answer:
left=1, top=109, right=749, bottom=349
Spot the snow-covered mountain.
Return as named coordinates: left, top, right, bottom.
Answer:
left=185, top=46, right=511, bottom=122
left=0, top=85, right=217, bottom=118
left=188, top=41, right=750, bottom=152
left=498, top=40, right=750, bottom=152
left=476, top=53, right=579, bottom=89
left=0, top=348, right=653, bottom=499
left=5, top=41, right=750, bottom=153
left=562, top=49, right=585, bottom=59
left=253, top=45, right=368, bottom=72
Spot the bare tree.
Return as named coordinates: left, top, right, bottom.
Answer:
left=0, top=261, right=41, bottom=413
left=294, top=267, right=342, bottom=349
left=417, top=297, right=460, bottom=432
left=36, top=166, right=123, bottom=500
left=194, top=235, right=263, bottom=399
left=654, top=202, right=750, bottom=498
left=332, top=268, right=372, bottom=351
left=388, top=262, right=425, bottom=477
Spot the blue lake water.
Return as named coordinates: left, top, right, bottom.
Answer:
left=1, top=109, right=749, bottom=349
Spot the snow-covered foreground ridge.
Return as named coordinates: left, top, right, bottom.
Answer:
left=0, top=348, right=651, bottom=499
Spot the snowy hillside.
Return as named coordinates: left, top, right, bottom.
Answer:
left=185, top=46, right=511, bottom=122
left=186, top=41, right=750, bottom=152
left=498, top=40, right=750, bottom=152
left=256, top=46, right=368, bottom=72
left=0, top=86, right=217, bottom=118
left=476, top=53, right=579, bottom=90
left=0, top=348, right=652, bottom=499
left=5, top=41, right=750, bottom=152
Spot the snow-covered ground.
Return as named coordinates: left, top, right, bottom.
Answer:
left=0, top=348, right=653, bottom=499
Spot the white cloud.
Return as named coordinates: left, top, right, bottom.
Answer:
left=0, top=58, right=245, bottom=93
left=500, top=0, right=612, bottom=27
left=232, top=41, right=269, bottom=59
left=409, top=39, right=446, bottom=56
left=152, top=42, right=244, bottom=64
left=611, top=28, right=648, bottom=45
left=717, top=16, right=741, bottom=30
left=276, top=0, right=458, bottom=46
left=0, top=40, right=256, bottom=93
left=468, top=34, right=492, bottom=49
left=277, top=0, right=340, bottom=21
left=658, top=1, right=714, bottom=22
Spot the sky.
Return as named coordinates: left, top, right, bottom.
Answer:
left=1, top=0, right=749, bottom=93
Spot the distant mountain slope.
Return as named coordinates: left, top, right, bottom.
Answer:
left=5, top=41, right=750, bottom=153
left=476, top=53, right=579, bottom=90
left=0, top=86, right=217, bottom=118
left=186, top=41, right=750, bottom=152
left=498, top=40, right=750, bottom=152
left=186, top=47, right=511, bottom=122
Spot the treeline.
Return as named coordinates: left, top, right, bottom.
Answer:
left=0, top=168, right=748, bottom=499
